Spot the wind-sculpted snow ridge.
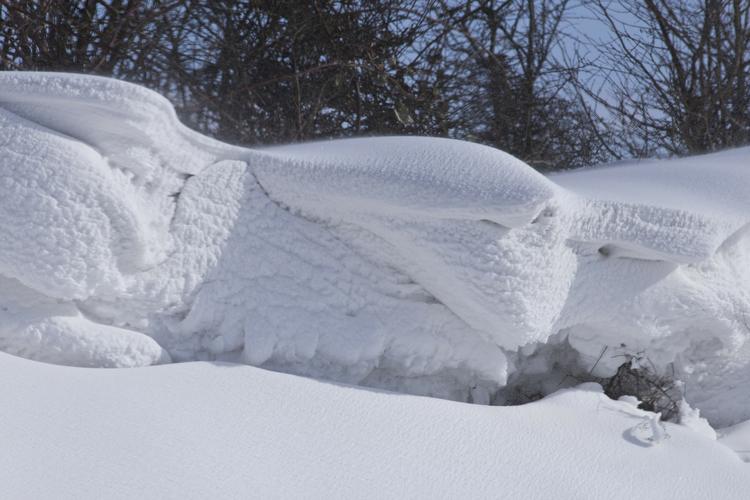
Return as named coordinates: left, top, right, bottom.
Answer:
left=1, top=72, right=750, bottom=424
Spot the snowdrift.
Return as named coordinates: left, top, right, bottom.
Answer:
left=1, top=353, right=748, bottom=499
left=1, top=72, right=750, bottom=425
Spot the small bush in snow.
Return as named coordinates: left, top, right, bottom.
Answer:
left=599, top=354, right=682, bottom=422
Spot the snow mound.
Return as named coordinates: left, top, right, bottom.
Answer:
left=2, top=353, right=749, bottom=499
left=720, top=418, right=750, bottom=463
left=257, top=137, right=557, bottom=226
left=2, top=72, right=750, bottom=424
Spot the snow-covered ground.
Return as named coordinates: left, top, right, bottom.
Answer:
left=1, top=72, right=750, bottom=496
left=1, top=352, right=748, bottom=499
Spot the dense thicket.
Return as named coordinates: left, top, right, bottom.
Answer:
left=1, top=0, right=748, bottom=169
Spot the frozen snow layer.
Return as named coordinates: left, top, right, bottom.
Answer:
left=252, top=139, right=570, bottom=349
left=0, top=104, right=173, bottom=299
left=552, top=148, right=750, bottom=219
left=555, top=150, right=750, bottom=263
left=0, top=277, right=169, bottom=367
left=258, top=137, right=558, bottom=227
left=1, top=353, right=748, bottom=500
left=2, top=72, right=750, bottom=424
left=0, top=71, right=240, bottom=176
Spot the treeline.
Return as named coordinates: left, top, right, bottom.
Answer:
left=1, top=1, right=749, bottom=170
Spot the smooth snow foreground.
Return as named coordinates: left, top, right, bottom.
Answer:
left=1, top=73, right=750, bottom=427
left=1, top=353, right=748, bottom=499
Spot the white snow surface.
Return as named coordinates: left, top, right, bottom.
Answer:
left=1, top=353, right=748, bottom=499
left=720, top=418, right=750, bottom=463
left=2, top=72, right=750, bottom=425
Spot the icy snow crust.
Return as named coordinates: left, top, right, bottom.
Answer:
left=1, top=72, right=750, bottom=422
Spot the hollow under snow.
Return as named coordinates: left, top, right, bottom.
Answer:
left=1, top=72, right=750, bottom=427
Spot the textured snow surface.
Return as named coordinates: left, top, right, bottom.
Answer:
left=2, top=72, right=750, bottom=424
left=1, top=353, right=748, bottom=499
left=720, top=418, right=750, bottom=463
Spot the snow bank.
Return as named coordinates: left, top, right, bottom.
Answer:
left=720, top=418, right=750, bottom=462
left=1, top=353, right=748, bottom=499
left=257, top=137, right=557, bottom=226
left=2, top=72, right=750, bottom=424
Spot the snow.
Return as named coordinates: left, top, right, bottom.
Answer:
left=1, top=353, right=748, bottom=499
left=553, top=152, right=750, bottom=427
left=552, top=149, right=750, bottom=219
left=257, top=137, right=557, bottom=227
left=720, top=418, right=750, bottom=463
left=2, top=71, right=750, bottom=429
